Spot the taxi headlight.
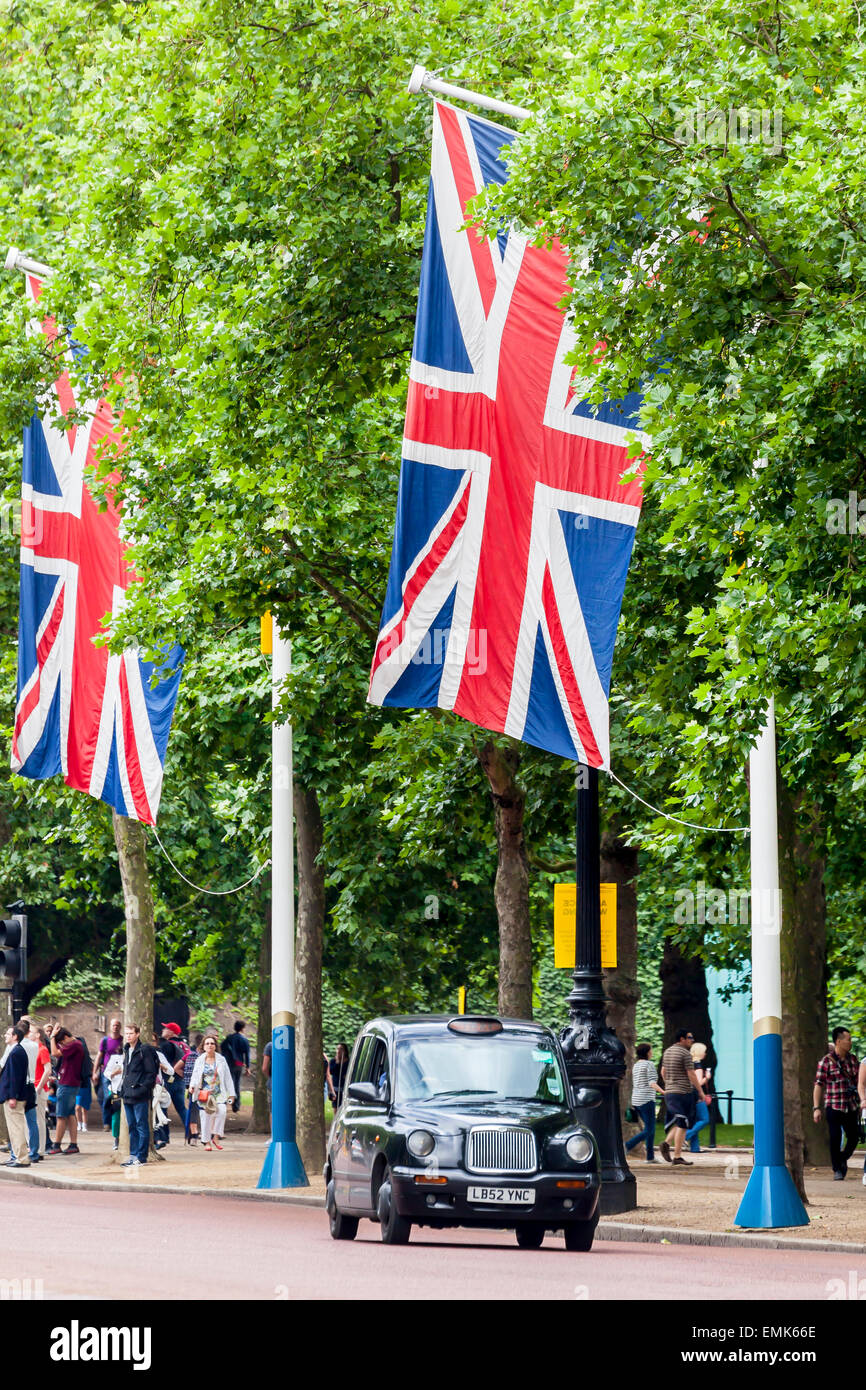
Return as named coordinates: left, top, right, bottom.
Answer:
left=566, top=1133, right=594, bottom=1163
left=407, top=1129, right=436, bottom=1158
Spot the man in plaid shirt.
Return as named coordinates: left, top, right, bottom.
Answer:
left=814, top=1027, right=861, bottom=1179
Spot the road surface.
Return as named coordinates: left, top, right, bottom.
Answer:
left=1, top=1185, right=849, bottom=1300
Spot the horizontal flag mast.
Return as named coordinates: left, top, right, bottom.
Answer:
left=407, top=64, right=533, bottom=122
left=5, top=247, right=53, bottom=278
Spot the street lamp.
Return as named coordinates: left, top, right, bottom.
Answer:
left=560, top=767, right=636, bottom=1213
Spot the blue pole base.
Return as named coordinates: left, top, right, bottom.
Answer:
left=734, top=1028, right=809, bottom=1228
left=734, top=1163, right=809, bottom=1228
left=257, top=1138, right=309, bottom=1190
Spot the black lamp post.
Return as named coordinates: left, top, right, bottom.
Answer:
left=560, top=766, right=636, bottom=1215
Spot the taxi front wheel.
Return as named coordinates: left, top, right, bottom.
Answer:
left=515, top=1223, right=545, bottom=1250
left=327, top=1179, right=358, bottom=1241
left=377, top=1165, right=412, bottom=1245
left=564, top=1216, right=597, bottom=1252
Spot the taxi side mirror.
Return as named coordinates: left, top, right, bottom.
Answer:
left=347, top=1082, right=381, bottom=1105
left=573, top=1086, right=602, bottom=1109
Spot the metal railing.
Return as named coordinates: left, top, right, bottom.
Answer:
left=707, top=1090, right=754, bottom=1147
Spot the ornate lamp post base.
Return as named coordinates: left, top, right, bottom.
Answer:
left=561, top=998, right=637, bottom=1215
left=562, top=766, right=637, bottom=1216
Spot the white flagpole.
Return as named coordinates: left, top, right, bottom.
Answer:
left=734, top=698, right=808, bottom=1227
left=407, top=65, right=532, bottom=121
left=257, top=615, right=308, bottom=1188
left=5, top=247, right=53, bottom=278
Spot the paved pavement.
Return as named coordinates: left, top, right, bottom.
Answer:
left=2, top=1184, right=859, bottom=1300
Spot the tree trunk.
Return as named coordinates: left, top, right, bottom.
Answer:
left=660, top=940, right=716, bottom=1075
left=601, top=834, right=640, bottom=1129
left=478, top=739, right=532, bottom=1018
left=112, top=811, right=163, bottom=1162
left=247, top=908, right=272, bottom=1135
left=294, top=782, right=326, bottom=1176
left=778, top=782, right=828, bottom=1197
left=113, top=811, right=157, bottom=1038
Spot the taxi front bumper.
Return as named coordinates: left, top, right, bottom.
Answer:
left=390, top=1165, right=600, bottom=1225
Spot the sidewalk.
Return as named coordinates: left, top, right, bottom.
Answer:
left=610, top=1147, right=866, bottom=1247
left=4, top=1131, right=866, bottom=1250
left=0, top=1127, right=326, bottom=1202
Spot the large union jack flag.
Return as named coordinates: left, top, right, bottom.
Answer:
left=12, top=274, right=182, bottom=824
left=368, top=102, right=645, bottom=766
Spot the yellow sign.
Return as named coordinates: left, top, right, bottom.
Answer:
left=457, top=986, right=466, bottom=1015
left=553, top=883, right=617, bottom=969
left=260, top=611, right=273, bottom=655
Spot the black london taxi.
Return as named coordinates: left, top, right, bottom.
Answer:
left=324, top=1014, right=601, bottom=1250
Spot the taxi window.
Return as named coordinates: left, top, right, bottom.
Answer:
left=368, top=1038, right=389, bottom=1094
left=348, top=1035, right=374, bottom=1087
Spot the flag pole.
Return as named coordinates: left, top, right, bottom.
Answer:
left=4, top=247, right=53, bottom=278
left=257, top=616, right=308, bottom=1188
left=407, top=65, right=532, bottom=121
left=734, top=698, right=808, bottom=1227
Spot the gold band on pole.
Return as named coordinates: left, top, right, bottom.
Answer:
left=273, top=1010, right=295, bottom=1028
left=753, top=1015, right=782, bottom=1039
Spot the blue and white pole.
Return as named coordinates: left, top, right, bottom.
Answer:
left=257, top=619, right=308, bottom=1189
left=734, top=698, right=807, bottom=1228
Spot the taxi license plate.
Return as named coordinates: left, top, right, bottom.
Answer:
left=467, top=1185, right=534, bottom=1205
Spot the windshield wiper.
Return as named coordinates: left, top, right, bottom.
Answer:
left=502, top=1096, right=565, bottom=1105
left=420, top=1089, right=498, bottom=1100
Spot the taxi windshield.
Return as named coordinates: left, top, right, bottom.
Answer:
left=395, top=1034, right=568, bottom=1107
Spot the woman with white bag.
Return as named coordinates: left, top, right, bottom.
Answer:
left=187, top=1035, right=236, bottom=1151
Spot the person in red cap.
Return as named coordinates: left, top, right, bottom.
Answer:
left=158, top=1024, right=188, bottom=1136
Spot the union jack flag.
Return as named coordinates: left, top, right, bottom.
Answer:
left=368, top=102, right=644, bottom=766
left=12, top=274, right=182, bottom=824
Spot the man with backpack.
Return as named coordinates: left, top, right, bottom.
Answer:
left=93, top=1018, right=124, bottom=1132
left=221, top=1021, right=251, bottom=1114
left=158, top=1023, right=188, bottom=1133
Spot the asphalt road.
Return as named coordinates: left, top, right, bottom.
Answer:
left=2, top=1184, right=852, bottom=1301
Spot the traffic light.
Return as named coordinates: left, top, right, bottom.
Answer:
left=0, top=914, right=27, bottom=984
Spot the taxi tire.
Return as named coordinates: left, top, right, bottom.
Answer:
left=515, top=1223, right=545, bottom=1250
left=377, top=1165, right=412, bottom=1245
left=327, top=1180, right=359, bottom=1241
left=563, top=1215, right=598, bottom=1252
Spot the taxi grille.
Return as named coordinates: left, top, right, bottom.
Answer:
left=466, top=1126, right=537, bottom=1175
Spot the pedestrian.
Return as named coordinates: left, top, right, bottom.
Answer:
left=75, top=1065, right=92, bottom=1134
left=814, top=1026, right=861, bottom=1180
left=156, top=1024, right=188, bottom=1137
left=183, top=1033, right=203, bottom=1144
left=221, top=1021, right=251, bottom=1115
left=93, top=1018, right=124, bottom=1133
left=685, top=1042, right=713, bottom=1153
left=0, top=1025, right=32, bottom=1168
left=324, top=1049, right=334, bottom=1106
left=328, top=1043, right=351, bottom=1112
left=102, top=1049, right=124, bottom=1150
left=17, top=1016, right=41, bottom=1163
left=625, top=1042, right=665, bottom=1162
left=119, top=1023, right=159, bottom=1167
left=659, top=1028, right=705, bottom=1165
left=262, top=1039, right=272, bottom=1121
left=27, top=1024, right=51, bottom=1161
left=189, top=1035, right=236, bottom=1151
left=47, top=1026, right=85, bottom=1155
